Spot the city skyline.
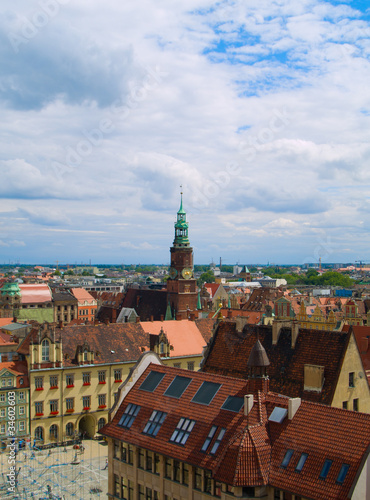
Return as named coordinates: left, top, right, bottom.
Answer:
left=1, top=1, right=370, bottom=265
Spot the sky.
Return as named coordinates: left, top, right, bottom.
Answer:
left=1, top=0, right=370, bottom=266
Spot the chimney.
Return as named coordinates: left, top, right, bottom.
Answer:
left=104, top=318, right=109, bottom=325
left=288, top=397, right=301, bottom=420
left=176, top=313, right=182, bottom=321
left=13, top=316, right=17, bottom=323
left=189, top=313, right=195, bottom=321
left=59, top=321, right=63, bottom=329
left=244, top=394, right=254, bottom=415
left=136, top=316, right=140, bottom=323
left=150, top=315, right=154, bottom=322
left=160, top=315, right=164, bottom=322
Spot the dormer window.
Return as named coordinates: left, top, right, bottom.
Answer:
left=41, top=339, right=50, bottom=362
left=83, top=350, right=88, bottom=362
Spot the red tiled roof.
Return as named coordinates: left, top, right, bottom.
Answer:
left=141, top=320, right=207, bottom=357
left=202, top=321, right=350, bottom=405
left=71, top=288, right=96, bottom=303
left=100, top=361, right=370, bottom=500
left=0, top=360, right=29, bottom=387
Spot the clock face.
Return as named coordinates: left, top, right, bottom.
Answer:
left=169, top=267, right=178, bottom=279
left=181, top=268, right=193, bottom=279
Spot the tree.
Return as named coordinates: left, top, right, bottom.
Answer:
left=197, top=270, right=215, bottom=287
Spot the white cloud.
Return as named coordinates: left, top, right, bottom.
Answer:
left=0, top=0, right=369, bottom=264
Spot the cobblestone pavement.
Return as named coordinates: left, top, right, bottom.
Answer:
left=0, top=439, right=108, bottom=500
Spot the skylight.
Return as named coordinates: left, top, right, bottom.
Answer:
left=139, top=371, right=165, bottom=392
left=143, top=410, right=167, bottom=436
left=201, top=425, right=217, bottom=452
left=336, top=464, right=349, bottom=484
left=281, top=449, right=294, bottom=468
left=221, top=395, right=244, bottom=412
left=319, top=459, right=333, bottom=480
left=191, top=381, right=221, bottom=405
left=295, top=453, right=308, bottom=472
left=210, top=428, right=226, bottom=454
left=268, top=407, right=288, bottom=423
left=170, top=418, right=195, bottom=445
left=164, top=375, right=192, bottom=398
left=118, top=403, right=140, bottom=429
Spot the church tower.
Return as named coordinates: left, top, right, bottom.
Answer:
left=167, top=193, right=198, bottom=317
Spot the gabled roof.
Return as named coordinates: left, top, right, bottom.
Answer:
left=141, top=320, right=207, bottom=357
left=202, top=321, right=350, bottom=405
left=100, top=360, right=370, bottom=500
left=71, top=288, right=96, bottom=304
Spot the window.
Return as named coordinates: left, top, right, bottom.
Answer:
left=164, top=375, right=192, bottom=399
left=114, top=369, right=122, bottom=382
left=138, top=448, right=145, bottom=469
left=35, top=426, right=44, bottom=441
left=204, top=470, right=212, bottom=494
left=165, top=458, right=172, bottom=478
left=35, top=401, right=43, bottom=415
left=41, top=339, right=50, bottom=362
left=118, top=404, right=140, bottom=429
left=50, top=375, right=58, bottom=388
left=194, top=468, right=202, bottom=490
left=192, top=381, right=221, bottom=405
left=50, top=400, right=58, bottom=414
left=170, top=418, right=195, bottom=445
left=7, top=378, right=12, bottom=387
left=19, top=391, right=25, bottom=401
left=336, top=464, right=350, bottom=484
left=50, top=424, right=58, bottom=440
left=0, top=423, right=5, bottom=434
left=295, top=453, right=308, bottom=472
left=0, top=393, right=5, bottom=403
left=154, top=454, right=160, bottom=475
left=35, top=377, right=43, bottom=390
left=19, top=406, right=25, bottom=415
left=82, top=372, right=91, bottom=385
left=349, top=372, right=355, bottom=388
left=0, top=408, right=5, bottom=417
left=342, top=401, right=348, bottom=410
left=83, top=350, right=88, bottom=361
left=66, top=373, right=74, bottom=387
left=187, top=361, right=194, bottom=371
left=143, top=410, right=167, bottom=436
left=98, top=371, right=106, bottom=383
left=98, top=394, right=106, bottom=407
left=114, top=474, right=120, bottom=497
left=319, top=459, right=333, bottom=480
left=139, top=371, right=165, bottom=392
left=222, top=395, right=245, bottom=412
left=146, top=451, right=153, bottom=472
left=173, top=362, right=181, bottom=368
left=82, top=396, right=91, bottom=410
left=201, top=425, right=217, bottom=452
left=210, top=428, right=226, bottom=454
left=281, top=449, right=294, bottom=468
left=66, top=398, right=74, bottom=411
left=66, top=422, right=74, bottom=436
left=19, top=421, right=25, bottom=432
left=173, top=460, right=181, bottom=482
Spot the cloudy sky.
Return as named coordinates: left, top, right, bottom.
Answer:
left=1, top=0, right=370, bottom=266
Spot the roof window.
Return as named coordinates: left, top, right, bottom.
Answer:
left=164, top=375, right=192, bottom=398
left=118, top=403, right=140, bottom=429
left=170, top=418, right=195, bottom=445
left=191, top=381, right=221, bottom=405
left=143, top=410, right=167, bottom=436
left=336, top=464, right=349, bottom=484
left=221, top=395, right=244, bottom=412
left=319, top=459, right=333, bottom=480
left=295, top=453, right=308, bottom=472
left=281, top=449, right=294, bottom=468
left=268, top=407, right=288, bottom=423
left=201, top=425, right=217, bottom=452
left=139, top=371, right=165, bottom=392
left=210, top=428, right=226, bottom=454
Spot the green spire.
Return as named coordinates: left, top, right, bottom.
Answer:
left=197, top=291, right=202, bottom=310
left=227, top=294, right=231, bottom=309
left=173, top=190, right=190, bottom=247
left=165, top=302, right=173, bottom=321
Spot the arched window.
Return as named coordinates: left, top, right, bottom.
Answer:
left=50, top=424, right=58, bottom=440
left=83, top=350, right=88, bottom=362
left=66, top=422, right=74, bottom=437
left=98, top=418, right=106, bottom=431
left=35, top=426, right=44, bottom=442
left=41, top=339, right=50, bottom=362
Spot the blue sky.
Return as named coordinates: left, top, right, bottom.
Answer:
left=1, top=0, right=370, bottom=266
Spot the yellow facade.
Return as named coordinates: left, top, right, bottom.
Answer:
left=331, top=333, right=370, bottom=413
